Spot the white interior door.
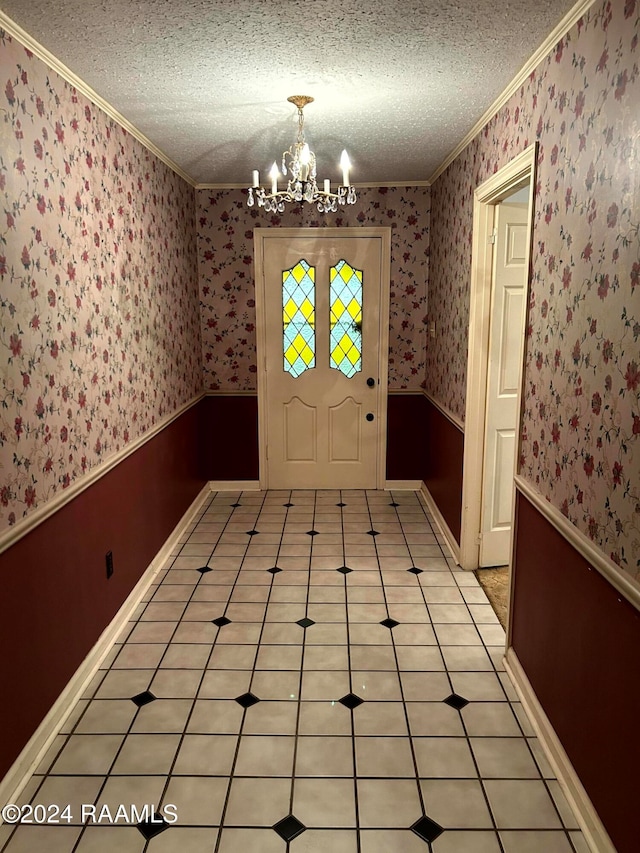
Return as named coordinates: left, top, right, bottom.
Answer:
left=257, top=230, right=389, bottom=489
left=479, top=200, right=529, bottom=566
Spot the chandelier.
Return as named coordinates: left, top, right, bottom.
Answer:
left=247, top=95, right=357, bottom=213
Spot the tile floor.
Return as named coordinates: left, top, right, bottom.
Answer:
left=1, top=490, right=587, bottom=852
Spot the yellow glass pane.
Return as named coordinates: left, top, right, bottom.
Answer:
left=283, top=297, right=298, bottom=323
left=285, top=333, right=314, bottom=368
left=346, top=342, right=360, bottom=364
left=347, top=298, right=361, bottom=320
left=300, top=298, right=314, bottom=322
left=330, top=298, right=346, bottom=325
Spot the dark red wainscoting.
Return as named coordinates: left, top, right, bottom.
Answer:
left=511, top=490, right=640, bottom=853
left=0, top=402, right=206, bottom=780
left=386, top=394, right=427, bottom=480
left=423, top=397, right=464, bottom=544
left=200, top=395, right=259, bottom=481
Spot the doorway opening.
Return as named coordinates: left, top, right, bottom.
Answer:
left=460, top=144, right=537, bottom=572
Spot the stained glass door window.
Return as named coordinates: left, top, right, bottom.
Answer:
left=282, top=259, right=315, bottom=377
left=330, top=259, right=363, bottom=378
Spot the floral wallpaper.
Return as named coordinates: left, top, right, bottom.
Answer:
left=0, top=30, right=202, bottom=533
left=196, top=186, right=430, bottom=391
left=427, top=0, right=640, bottom=577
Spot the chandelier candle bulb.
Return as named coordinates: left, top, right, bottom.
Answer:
left=340, top=150, right=351, bottom=186
left=252, top=170, right=260, bottom=188
left=270, top=162, right=279, bottom=195
left=300, top=143, right=310, bottom=181
left=324, top=179, right=331, bottom=194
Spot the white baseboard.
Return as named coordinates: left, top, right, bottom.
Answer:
left=209, top=480, right=261, bottom=491
left=419, top=481, right=461, bottom=565
left=504, top=648, right=615, bottom=853
left=0, top=483, right=211, bottom=812
left=385, top=480, right=422, bottom=490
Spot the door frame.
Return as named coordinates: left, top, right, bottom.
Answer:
left=460, top=143, right=537, bottom=570
left=254, top=227, right=391, bottom=490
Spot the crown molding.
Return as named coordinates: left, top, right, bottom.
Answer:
left=428, top=0, right=597, bottom=184
left=195, top=181, right=431, bottom=190
left=0, top=11, right=196, bottom=187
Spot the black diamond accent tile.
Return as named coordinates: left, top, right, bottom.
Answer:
left=230, top=502, right=242, bottom=507
left=380, top=618, right=400, bottom=629
left=339, top=693, right=365, bottom=709
left=273, top=814, right=306, bottom=842
left=367, top=529, right=380, bottom=536
left=336, top=502, right=347, bottom=507
left=296, top=617, right=315, bottom=628
left=131, top=690, right=156, bottom=708
left=443, top=693, right=470, bottom=710
left=283, top=502, right=294, bottom=507
left=336, top=566, right=353, bottom=575
left=306, top=529, right=319, bottom=537
left=212, top=616, right=232, bottom=627
left=267, top=566, right=283, bottom=574
left=196, top=565, right=212, bottom=574
left=246, top=529, right=260, bottom=536
left=235, top=692, right=261, bottom=708
left=137, top=815, right=169, bottom=840
left=407, top=566, right=423, bottom=575
left=389, top=501, right=400, bottom=507
left=411, top=815, right=444, bottom=843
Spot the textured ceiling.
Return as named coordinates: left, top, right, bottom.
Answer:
left=1, top=0, right=578, bottom=185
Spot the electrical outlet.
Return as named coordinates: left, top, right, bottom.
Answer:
left=106, top=551, right=114, bottom=579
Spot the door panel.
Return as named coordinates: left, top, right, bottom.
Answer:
left=284, top=397, right=316, bottom=461
left=261, top=234, right=384, bottom=489
left=480, top=201, right=528, bottom=567
left=329, top=398, right=362, bottom=462
left=499, top=286, right=525, bottom=394
left=492, top=428, right=516, bottom=527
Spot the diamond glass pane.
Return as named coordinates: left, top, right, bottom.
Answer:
left=330, top=260, right=362, bottom=378
left=283, top=260, right=315, bottom=377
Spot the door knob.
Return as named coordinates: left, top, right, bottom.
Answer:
left=366, top=413, right=374, bottom=422
left=366, top=377, right=375, bottom=387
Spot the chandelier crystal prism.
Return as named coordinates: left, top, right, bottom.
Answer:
left=247, top=95, right=357, bottom=213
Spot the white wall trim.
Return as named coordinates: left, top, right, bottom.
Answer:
left=0, top=393, right=204, bottom=557
left=504, top=648, right=616, bottom=853
left=428, top=0, right=597, bottom=184
left=514, top=475, right=640, bottom=612
left=419, top=481, right=461, bottom=565
left=0, top=484, right=211, bottom=812
left=209, top=480, right=261, bottom=491
left=205, top=390, right=257, bottom=397
left=0, top=11, right=195, bottom=187
left=195, top=181, right=431, bottom=190
left=422, top=391, right=465, bottom=433
left=385, top=480, right=422, bottom=490
left=460, top=144, right=537, bottom=572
